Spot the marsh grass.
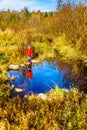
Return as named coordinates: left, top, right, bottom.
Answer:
left=31, top=36, right=84, bottom=64
left=0, top=85, right=87, bottom=130
left=53, top=37, right=81, bottom=61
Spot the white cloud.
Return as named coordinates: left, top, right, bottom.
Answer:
left=0, top=0, right=57, bottom=12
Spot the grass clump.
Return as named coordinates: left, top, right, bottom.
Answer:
left=47, top=85, right=67, bottom=99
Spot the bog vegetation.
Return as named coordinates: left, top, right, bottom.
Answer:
left=0, top=85, right=87, bottom=130
left=0, top=0, right=87, bottom=129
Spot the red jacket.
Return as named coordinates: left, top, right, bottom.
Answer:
left=26, top=48, right=33, bottom=56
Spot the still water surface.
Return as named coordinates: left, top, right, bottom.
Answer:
left=9, top=61, right=73, bottom=96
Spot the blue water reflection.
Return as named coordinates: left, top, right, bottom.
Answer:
left=9, top=61, right=72, bottom=95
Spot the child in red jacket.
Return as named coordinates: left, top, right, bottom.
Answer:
left=26, top=45, right=33, bottom=63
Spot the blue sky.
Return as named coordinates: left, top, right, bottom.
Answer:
left=0, top=0, right=57, bottom=12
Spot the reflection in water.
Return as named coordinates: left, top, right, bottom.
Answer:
left=57, top=60, right=87, bottom=92
left=77, top=66, right=87, bottom=93
left=26, top=70, right=33, bottom=80
left=26, top=64, right=33, bottom=80
left=9, top=61, right=75, bottom=97
left=56, top=60, right=77, bottom=88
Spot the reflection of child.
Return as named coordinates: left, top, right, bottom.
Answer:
left=26, top=45, right=33, bottom=63
left=26, top=70, right=33, bottom=80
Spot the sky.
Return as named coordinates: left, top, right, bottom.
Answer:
left=0, top=0, right=58, bottom=12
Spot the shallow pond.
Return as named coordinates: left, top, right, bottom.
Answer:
left=8, top=61, right=74, bottom=96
